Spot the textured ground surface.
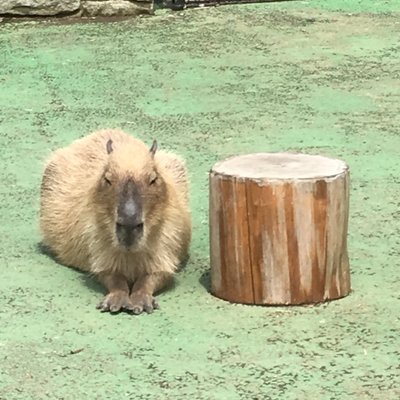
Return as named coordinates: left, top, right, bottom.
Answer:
left=1, top=0, right=400, bottom=399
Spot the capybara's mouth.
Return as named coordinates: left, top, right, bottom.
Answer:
left=116, top=222, right=144, bottom=249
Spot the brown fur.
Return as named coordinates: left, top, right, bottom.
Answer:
left=40, top=129, right=191, bottom=314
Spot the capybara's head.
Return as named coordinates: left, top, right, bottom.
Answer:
left=96, top=137, right=168, bottom=251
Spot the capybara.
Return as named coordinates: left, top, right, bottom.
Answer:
left=40, top=129, right=191, bottom=314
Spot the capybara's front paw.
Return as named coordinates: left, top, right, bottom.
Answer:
left=96, top=291, right=134, bottom=313
left=130, top=291, right=159, bottom=315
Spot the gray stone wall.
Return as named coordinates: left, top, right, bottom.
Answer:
left=0, top=0, right=153, bottom=17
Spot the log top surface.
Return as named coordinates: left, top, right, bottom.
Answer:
left=212, top=153, right=348, bottom=180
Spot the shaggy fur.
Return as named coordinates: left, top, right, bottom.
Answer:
left=40, top=129, right=191, bottom=314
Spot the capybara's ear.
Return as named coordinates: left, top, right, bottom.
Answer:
left=106, top=139, right=113, bottom=155
left=149, top=140, right=157, bottom=157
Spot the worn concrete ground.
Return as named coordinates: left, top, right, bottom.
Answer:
left=0, top=1, right=399, bottom=399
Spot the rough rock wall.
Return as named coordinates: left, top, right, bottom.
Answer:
left=0, top=0, right=153, bottom=17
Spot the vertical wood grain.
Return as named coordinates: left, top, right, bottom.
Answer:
left=246, top=182, right=292, bottom=304
left=209, top=173, right=254, bottom=304
left=209, top=168, right=351, bottom=305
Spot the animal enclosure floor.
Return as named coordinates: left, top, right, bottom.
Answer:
left=0, top=1, right=399, bottom=399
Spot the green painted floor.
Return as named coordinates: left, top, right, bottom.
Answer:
left=1, top=1, right=399, bottom=399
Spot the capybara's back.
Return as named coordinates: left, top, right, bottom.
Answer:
left=40, top=129, right=191, bottom=314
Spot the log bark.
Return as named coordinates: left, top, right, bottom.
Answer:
left=209, top=153, right=351, bottom=305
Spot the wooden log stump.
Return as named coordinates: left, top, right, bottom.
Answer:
left=209, top=153, right=351, bottom=305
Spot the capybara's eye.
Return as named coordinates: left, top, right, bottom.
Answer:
left=149, top=172, right=158, bottom=185
left=104, top=172, right=112, bottom=186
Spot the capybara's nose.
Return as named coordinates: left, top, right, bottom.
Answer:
left=117, top=199, right=143, bottom=231
left=116, top=220, right=143, bottom=231
left=117, top=216, right=143, bottom=231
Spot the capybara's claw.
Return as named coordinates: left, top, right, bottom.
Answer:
left=97, top=291, right=134, bottom=313
left=130, top=292, right=159, bottom=315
